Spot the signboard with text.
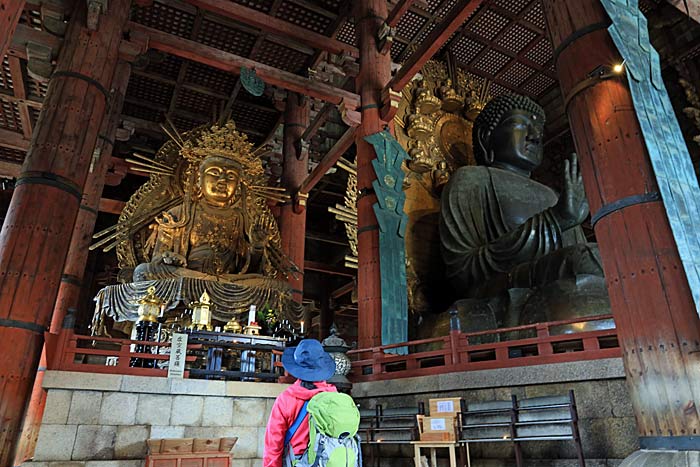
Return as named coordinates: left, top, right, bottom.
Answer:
left=168, top=333, right=188, bottom=378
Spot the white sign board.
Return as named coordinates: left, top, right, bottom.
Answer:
left=430, top=418, right=446, bottom=431
left=436, top=400, right=454, bottom=413
left=168, top=332, right=188, bottom=379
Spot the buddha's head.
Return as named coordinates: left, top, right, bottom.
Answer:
left=198, top=155, right=241, bottom=207
left=473, top=94, right=545, bottom=175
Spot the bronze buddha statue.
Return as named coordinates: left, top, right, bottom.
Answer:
left=431, top=94, right=610, bottom=333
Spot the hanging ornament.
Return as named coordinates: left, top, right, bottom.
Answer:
left=241, top=67, right=265, bottom=97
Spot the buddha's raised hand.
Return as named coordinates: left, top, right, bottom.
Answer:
left=554, top=153, right=589, bottom=230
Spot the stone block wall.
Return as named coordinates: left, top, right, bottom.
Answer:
left=27, top=371, right=287, bottom=467
left=351, top=358, right=638, bottom=467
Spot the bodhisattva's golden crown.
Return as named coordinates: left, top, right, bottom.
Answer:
left=181, top=121, right=265, bottom=179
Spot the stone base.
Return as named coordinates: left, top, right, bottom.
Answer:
left=620, top=450, right=700, bottom=466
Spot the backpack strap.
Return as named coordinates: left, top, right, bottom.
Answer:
left=284, top=400, right=310, bottom=446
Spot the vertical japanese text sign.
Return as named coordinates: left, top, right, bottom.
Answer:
left=168, top=332, right=188, bottom=378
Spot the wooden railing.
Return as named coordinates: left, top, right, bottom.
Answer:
left=46, top=330, right=200, bottom=377
left=348, top=315, right=620, bottom=382
left=45, top=315, right=619, bottom=382
left=45, top=329, right=293, bottom=381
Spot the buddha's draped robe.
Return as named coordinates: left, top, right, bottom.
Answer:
left=439, top=166, right=603, bottom=298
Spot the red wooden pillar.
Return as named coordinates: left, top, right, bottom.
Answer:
left=542, top=0, right=700, bottom=451
left=279, top=92, right=309, bottom=303
left=51, top=60, right=131, bottom=332
left=11, top=60, right=131, bottom=467
left=0, top=0, right=24, bottom=59
left=354, top=0, right=391, bottom=349
left=0, top=0, right=129, bottom=464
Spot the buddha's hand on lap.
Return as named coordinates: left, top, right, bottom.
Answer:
left=554, top=153, right=589, bottom=230
left=157, top=251, right=188, bottom=268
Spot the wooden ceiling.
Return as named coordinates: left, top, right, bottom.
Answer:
left=1, top=0, right=698, bottom=314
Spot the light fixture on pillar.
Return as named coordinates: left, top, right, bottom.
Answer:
left=564, top=61, right=627, bottom=109
left=613, top=60, right=626, bottom=75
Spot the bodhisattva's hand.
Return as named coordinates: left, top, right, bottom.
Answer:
left=157, top=251, right=188, bottom=268
left=250, top=226, right=269, bottom=250
left=554, top=153, right=589, bottom=230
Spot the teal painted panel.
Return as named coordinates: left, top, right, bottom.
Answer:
left=364, top=131, right=409, bottom=352
left=601, top=0, right=700, bottom=310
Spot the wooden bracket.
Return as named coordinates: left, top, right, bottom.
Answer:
left=293, top=192, right=309, bottom=214
left=377, top=22, right=395, bottom=55
left=119, top=30, right=149, bottom=62
left=25, top=42, right=53, bottom=82
left=380, top=87, right=401, bottom=122
left=339, top=98, right=361, bottom=127
left=40, top=0, right=68, bottom=36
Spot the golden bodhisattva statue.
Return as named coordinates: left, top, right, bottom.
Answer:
left=91, top=121, right=300, bottom=335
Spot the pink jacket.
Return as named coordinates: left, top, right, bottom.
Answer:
left=263, top=380, right=337, bottom=467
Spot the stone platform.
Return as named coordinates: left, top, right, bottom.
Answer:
left=25, top=371, right=287, bottom=467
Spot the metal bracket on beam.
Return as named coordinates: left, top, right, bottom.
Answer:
left=87, top=0, right=109, bottom=31
left=377, top=22, right=395, bottom=55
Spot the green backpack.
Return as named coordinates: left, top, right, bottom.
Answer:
left=283, top=392, right=362, bottom=467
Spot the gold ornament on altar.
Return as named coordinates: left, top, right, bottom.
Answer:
left=223, top=316, right=243, bottom=333
left=136, top=286, right=164, bottom=323
left=189, top=291, right=212, bottom=331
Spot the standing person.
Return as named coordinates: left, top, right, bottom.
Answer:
left=263, top=339, right=337, bottom=467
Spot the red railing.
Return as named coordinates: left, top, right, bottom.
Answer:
left=46, top=330, right=200, bottom=377
left=45, top=315, right=619, bottom=382
left=348, top=315, right=620, bottom=382
left=45, top=329, right=294, bottom=380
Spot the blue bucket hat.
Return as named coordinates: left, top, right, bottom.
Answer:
left=282, top=339, right=336, bottom=382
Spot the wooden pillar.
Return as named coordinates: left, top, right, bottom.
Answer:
left=354, top=0, right=391, bottom=349
left=0, top=0, right=129, bottom=463
left=542, top=0, right=700, bottom=449
left=11, top=60, right=131, bottom=467
left=51, top=60, right=131, bottom=332
left=0, top=0, right=24, bottom=59
left=318, top=278, right=332, bottom=340
left=279, top=92, right=309, bottom=303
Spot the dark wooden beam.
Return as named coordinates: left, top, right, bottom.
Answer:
left=306, top=231, right=348, bottom=246
left=184, top=0, right=358, bottom=58
left=387, top=0, right=421, bottom=28
left=0, top=128, right=30, bottom=151
left=0, top=160, right=21, bottom=178
left=304, top=260, right=355, bottom=278
left=299, top=125, right=355, bottom=194
left=98, top=198, right=126, bottom=215
left=331, top=280, right=355, bottom=299
left=130, top=23, right=360, bottom=109
left=389, top=0, right=484, bottom=91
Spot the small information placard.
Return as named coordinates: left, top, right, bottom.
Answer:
left=168, top=333, right=188, bottom=379
left=430, top=418, right=446, bottom=431
left=436, top=400, right=454, bottom=413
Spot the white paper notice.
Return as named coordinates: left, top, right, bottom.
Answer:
left=436, top=400, right=454, bottom=413
left=168, top=332, right=188, bottom=378
left=430, top=418, right=446, bottom=431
